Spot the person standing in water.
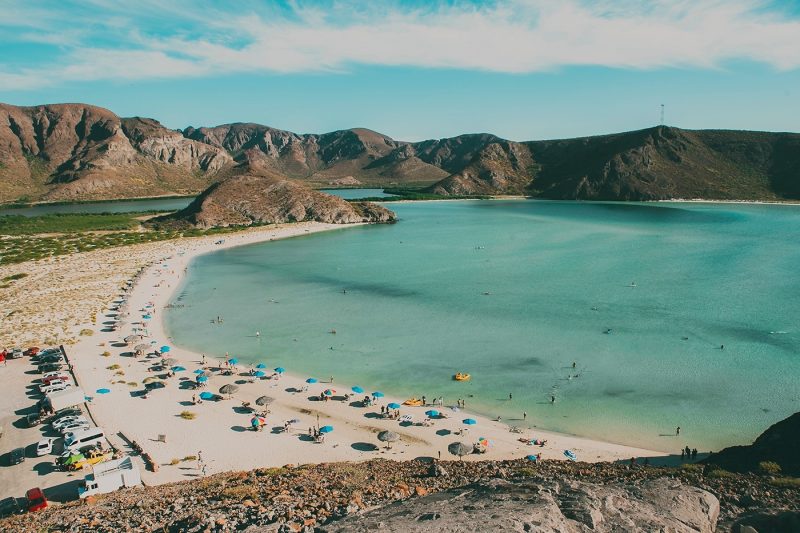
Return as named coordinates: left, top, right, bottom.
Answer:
left=676, top=426, right=681, bottom=436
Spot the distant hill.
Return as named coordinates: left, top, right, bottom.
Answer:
left=1, top=102, right=798, bottom=204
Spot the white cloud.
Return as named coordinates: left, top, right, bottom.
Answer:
left=0, top=0, right=798, bottom=90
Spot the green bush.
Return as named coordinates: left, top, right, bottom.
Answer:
left=758, top=461, right=782, bottom=475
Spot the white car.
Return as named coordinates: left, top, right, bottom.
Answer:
left=52, top=416, right=87, bottom=432
left=39, top=381, right=73, bottom=394
left=41, top=371, right=68, bottom=380
left=36, top=438, right=55, bottom=456
left=60, top=421, right=90, bottom=435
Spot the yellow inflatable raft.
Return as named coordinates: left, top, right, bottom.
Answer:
left=454, top=373, right=471, bottom=381
left=403, top=398, right=424, bottom=406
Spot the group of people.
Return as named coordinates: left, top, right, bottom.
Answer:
left=681, top=446, right=699, bottom=460
left=307, top=427, right=326, bottom=442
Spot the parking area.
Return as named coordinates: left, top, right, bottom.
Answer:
left=0, top=348, right=91, bottom=512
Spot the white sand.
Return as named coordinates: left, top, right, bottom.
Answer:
left=58, top=221, right=674, bottom=486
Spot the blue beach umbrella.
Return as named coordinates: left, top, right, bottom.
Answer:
left=199, top=391, right=214, bottom=400
left=160, top=346, right=171, bottom=353
left=387, top=402, right=401, bottom=409
left=306, top=378, right=318, bottom=384
left=426, top=410, right=440, bottom=417
left=319, top=425, right=334, bottom=434
left=193, top=369, right=205, bottom=374
left=255, top=363, right=267, bottom=369
left=274, top=367, right=285, bottom=374
left=526, top=454, right=538, bottom=462
left=228, top=358, right=239, bottom=365
left=351, top=386, right=364, bottom=394
left=96, top=388, right=111, bottom=394
left=463, top=418, right=477, bottom=426
left=143, top=315, right=152, bottom=320
left=254, top=371, right=266, bottom=378
left=172, top=366, right=186, bottom=372
left=371, top=391, right=384, bottom=398
left=197, top=375, right=208, bottom=383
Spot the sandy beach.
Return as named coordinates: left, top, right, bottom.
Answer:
left=20, top=220, right=674, bottom=489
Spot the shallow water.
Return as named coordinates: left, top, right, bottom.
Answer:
left=319, top=188, right=396, bottom=199
left=165, top=200, right=800, bottom=452
left=0, top=197, right=194, bottom=216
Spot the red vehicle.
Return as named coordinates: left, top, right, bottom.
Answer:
left=40, top=375, right=69, bottom=386
left=25, top=347, right=40, bottom=356
left=26, top=488, right=47, bottom=512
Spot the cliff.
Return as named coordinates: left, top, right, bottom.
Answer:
left=1, top=102, right=799, bottom=204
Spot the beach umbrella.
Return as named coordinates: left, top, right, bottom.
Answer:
left=163, top=358, right=178, bottom=366
left=351, top=386, right=364, bottom=394
left=255, top=363, right=267, bottom=369
left=160, top=345, right=171, bottom=353
left=250, top=416, right=266, bottom=427
left=448, top=441, right=472, bottom=460
left=199, top=391, right=215, bottom=400
left=228, top=358, right=239, bottom=365
left=288, top=418, right=300, bottom=424
left=134, top=343, right=149, bottom=352
left=450, top=406, right=460, bottom=412
left=193, top=369, right=205, bottom=374
left=96, top=388, right=111, bottom=394
left=172, top=366, right=186, bottom=372
left=255, top=396, right=275, bottom=406
left=306, top=378, right=318, bottom=384
left=377, top=430, right=400, bottom=449
left=254, top=371, right=266, bottom=378
left=477, top=437, right=489, bottom=448
left=274, top=367, right=285, bottom=374
left=219, top=384, right=239, bottom=396
left=323, top=389, right=335, bottom=396
left=319, top=425, right=334, bottom=434
left=371, top=391, right=384, bottom=398
left=197, top=375, right=208, bottom=383
left=124, top=335, right=141, bottom=344
left=399, top=414, right=413, bottom=423
left=143, top=315, right=152, bottom=320
left=563, top=450, right=577, bottom=461
left=142, top=376, right=160, bottom=384
left=387, top=402, right=401, bottom=410
left=463, top=418, right=477, bottom=426
left=426, top=410, right=440, bottom=418
left=145, top=381, right=165, bottom=390
left=526, top=454, right=538, bottom=462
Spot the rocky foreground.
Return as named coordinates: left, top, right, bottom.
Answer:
left=3, top=459, right=798, bottom=532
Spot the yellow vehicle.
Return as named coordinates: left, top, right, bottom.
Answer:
left=402, top=398, right=424, bottom=407
left=454, top=373, right=471, bottom=382
left=67, top=450, right=112, bottom=471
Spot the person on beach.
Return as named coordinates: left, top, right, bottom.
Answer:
left=676, top=426, right=681, bottom=436
left=256, top=331, right=260, bottom=337
left=523, top=411, right=527, bottom=420
left=691, top=448, right=698, bottom=459
left=509, top=393, right=513, bottom=400
left=572, top=361, right=576, bottom=369
left=422, top=395, right=427, bottom=405
left=550, top=395, right=555, bottom=403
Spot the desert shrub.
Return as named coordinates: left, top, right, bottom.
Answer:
left=758, top=461, right=782, bottom=475
left=79, top=329, right=94, bottom=336
left=770, top=477, right=800, bottom=488
left=179, top=411, right=197, bottom=420
left=707, top=467, right=735, bottom=479
left=221, top=485, right=258, bottom=500
left=101, top=351, right=111, bottom=357
left=106, top=364, right=121, bottom=370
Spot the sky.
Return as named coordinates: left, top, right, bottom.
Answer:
left=0, top=0, right=799, bottom=141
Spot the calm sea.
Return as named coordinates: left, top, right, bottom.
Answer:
left=164, top=200, right=800, bottom=452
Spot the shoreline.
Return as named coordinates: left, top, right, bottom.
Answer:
left=67, top=221, right=677, bottom=488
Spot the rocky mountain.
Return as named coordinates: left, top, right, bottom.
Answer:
left=0, top=103, right=232, bottom=203
left=153, top=173, right=395, bottom=228
left=1, top=102, right=798, bottom=204
left=704, top=412, right=800, bottom=476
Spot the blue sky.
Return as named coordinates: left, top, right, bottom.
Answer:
left=0, top=0, right=799, bottom=141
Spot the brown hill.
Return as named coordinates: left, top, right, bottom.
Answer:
left=154, top=174, right=396, bottom=228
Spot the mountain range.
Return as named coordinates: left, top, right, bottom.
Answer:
left=1, top=102, right=798, bottom=204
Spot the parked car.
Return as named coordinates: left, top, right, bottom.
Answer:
left=39, top=363, right=63, bottom=373
left=52, top=415, right=87, bottom=431
left=8, top=348, right=24, bottom=359
left=0, top=497, right=23, bottom=517
left=40, top=381, right=73, bottom=395
left=51, top=407, right=82, bottom=421
left=37, top=354, right=65, bottom=365
left=25, top=488, right=48, bottom=512
left=41, top=371, right=67, bottom=380
left=40, top=374, right=70, bottom=386
left=59, top=420, right=90, bottom=434
left=25, top=413, right=42, bottom=428
left=36, top=438, right=55, bottom=457
left=25, top=347, right=40, bottom=356
left=9, top=447, right=26, bottom=465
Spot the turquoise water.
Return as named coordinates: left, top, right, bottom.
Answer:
left=0, top=197, right=194, bottom=216
left=165, top=200, right=800, bottom=452
left=319, top=188, right=396, bottom=199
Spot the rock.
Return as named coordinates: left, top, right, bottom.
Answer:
left=318, top=477, right=720, bottom=533
left=414, top=486, right=428, bottom=497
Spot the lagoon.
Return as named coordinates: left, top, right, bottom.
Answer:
left=165, top=200, right=800, bottom=452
